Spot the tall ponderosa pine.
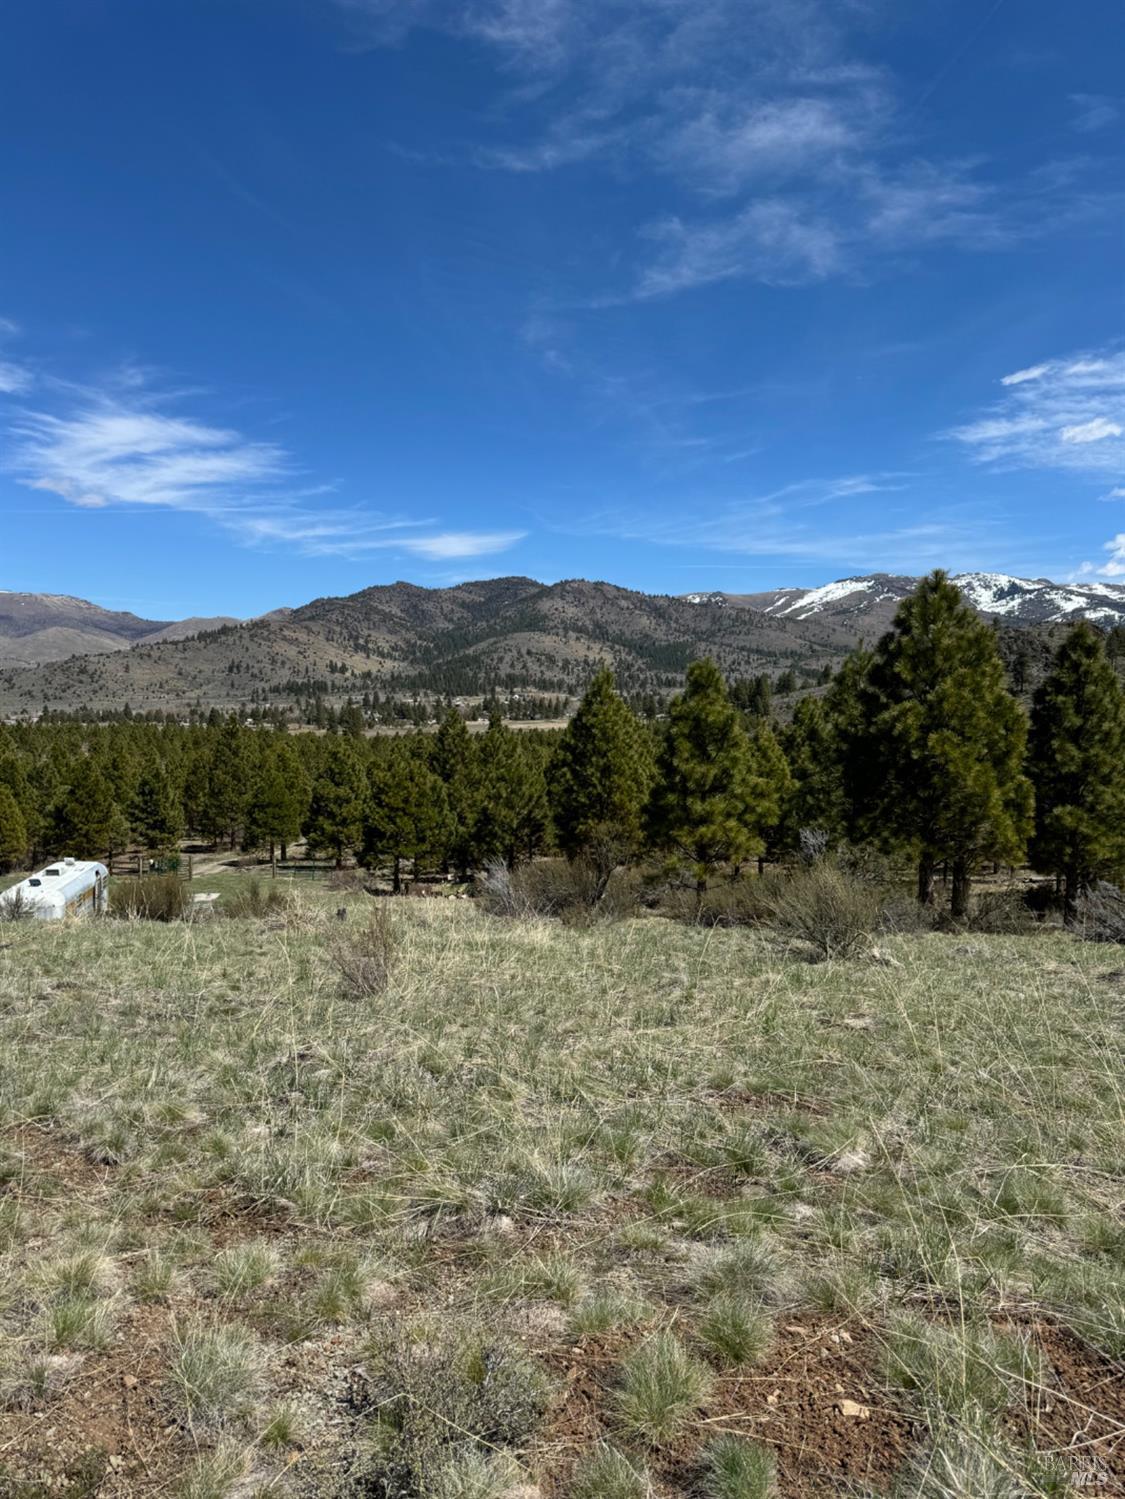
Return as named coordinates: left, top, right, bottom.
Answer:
left=549, top=668, right=653, bottom=893
left=0, top=785, right=28, bottom=872
left=55, top=756, right=126, bottom=861
left=779, top=696, right=846, bottom=847
left=432, top=709, right=479, bottom=878
left=646, top=658, right=763, bottom=891
left=1028, top=622, right=1125, bottom=916
left=364, top=743, right=452, bottom=892
left=852, top=571, right=1032, bottom=918
left=303, top=739, right=368, bottom=867
left=245, top=738, right=312, bottom=865
left=199, top=717, right=252, bottom=848
left=747, top=721, right=796, bottom=870
left=472, top=715, right=548, bottom=870
left=130, top=760, right=184, bottom=854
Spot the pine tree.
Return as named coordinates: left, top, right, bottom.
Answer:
left=548, top=668, right=653, bottom=893
left=130, top=760, right=185, bottom=854
left=55, top=756, right=123, bottom=861
left=747, top=721, right=795, bottom=870
left=779, top=696, right=846, bottom=847
left=1028, top=622, right=1125, bottom=917
left=363, top=745, right=452, bottom=892
left=303, top=739, right=368, bottom=867
left=432, top=709, right=479, bottom=878
left=0, top=785, right=28, bottom=872
left=646, top=659, right=763, bottom=891
left=852, top=571, right=1032, bottom=917
left=472, top=715, right=548, bottom=869
left=198, top=717, right=252, bottom=848
left=244, top=738, right=312, bottom=865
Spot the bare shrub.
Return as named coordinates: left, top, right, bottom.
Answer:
left=966, top=890, right=1048, bottom=936
left=222, top=878, right=292, bottom=920
left=0, top=888, right=31, bottom=922
left=347, top=1318, right=549, bottom=1496
left=109, top=873, right=190, bottom=922
left=478, top=858, right=638, bottom=925
left=1074, top=881, right=1125, bottom=943
left=330, top=906, right=399, bottom=998
left=662, top=877, right=776, bottom=928
left=758, top=863, right=881, bottom=960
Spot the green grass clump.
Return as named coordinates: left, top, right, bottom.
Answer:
left=613, top=1332, right=712, bottom=1446
left=698, top=1294, right=773, bottom=1367
left=571, top=1443, right=651, bottom=1499
left=170, top=1322, right=264, bottom=1426
left=702, top=1435, right=777, bottom=1499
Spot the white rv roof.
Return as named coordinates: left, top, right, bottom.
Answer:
left=2, top=859, right=108, bottom=904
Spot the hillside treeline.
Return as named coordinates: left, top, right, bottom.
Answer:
left=1, top=573, right=1123, bottom=917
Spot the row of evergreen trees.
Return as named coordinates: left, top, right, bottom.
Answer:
left=1, top=573, right=1123, bottom=916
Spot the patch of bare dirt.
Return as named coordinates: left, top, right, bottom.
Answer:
left=0, top=1306, right=193, bottom=1497
left=533, top=1317, right=915, bottom=1498
left=1008, top=1319, right=1125, bottom=1491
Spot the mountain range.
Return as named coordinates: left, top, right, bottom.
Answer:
left=684, top=572, right=1125, bottom=633
left=0, top=572, right=1119, bottom=717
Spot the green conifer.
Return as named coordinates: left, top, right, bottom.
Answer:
left=303, top=739, right=369, bottom=867
left=853, top=571, right=1032, bottom=917
left=548, top=668, right=653, bottom=893
left=1028, top=621, right=1125, bottom=916
left=364, top=743, right=452, bottom=892
left=646, top=659, right=762, bottom=891
left=0, top=785, right=28, bottom=872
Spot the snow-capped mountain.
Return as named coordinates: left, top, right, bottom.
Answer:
left=682, top=573, right=1125, bottom=634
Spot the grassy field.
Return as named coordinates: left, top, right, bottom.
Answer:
left=0, top=890, right=1122, bottom=1498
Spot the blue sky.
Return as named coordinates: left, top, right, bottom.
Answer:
left=1, top=0, right=1123, bottom=618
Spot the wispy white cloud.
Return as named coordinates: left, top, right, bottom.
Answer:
left=636, top=199, right=841, bottom=296
left=948, top=349, right=1125, bottom=479
left=1101, top=535, right=1125, bottom=578
left=1070, top=93, right=1119, bottom=133
left=331, top=0, right=1120, bottom=298
left=565, top=471, right=986, bottom=574
left=1001, top=363, right=1049, bottom=386
left=948, top=347, right=1125, bottom=577
left=1061, top=416, right=1122, bottom=444
left=0, top=318, right=32, bottom=395
left=5, top=372, right=528, bottom=564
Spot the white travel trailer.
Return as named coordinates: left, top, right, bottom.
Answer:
left=0, top=859, right=109, bottom=921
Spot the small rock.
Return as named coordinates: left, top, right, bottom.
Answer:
left=122, top=1374, right=138, bottom=1389
left=868, top=946, right=903, bottom=969
left=838, top=1329, right=853, bottom=1344
left=837, top=1398, right=870, bottom=1419
left=766, top=1389, right=780, bottom=1407
left=832, top=1147, right=871, bottom=1175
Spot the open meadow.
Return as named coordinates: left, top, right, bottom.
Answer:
left=0, top=888, right=1122, bottom=1499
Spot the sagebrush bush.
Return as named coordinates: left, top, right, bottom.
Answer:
left=109, top=873, right=190, bottom=922
left=758, top=863, right=882, bottom=959
left=479, top=858, right=639, bottom=924
left=1074, top=881, right=1125, bottom=943
left=352, top=1319, right=549, bottom=1495
left=330, top=906, right=398, bottom=998
left=661, top=878, right=773, bottom=928
left=222, top=877, right=292, bottom=919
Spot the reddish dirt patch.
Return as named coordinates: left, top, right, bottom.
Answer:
left=1, top=1124, right=114, bottom=1198
left=0, top=1306, right=195, bottom=1497
left=716, top=1318, right=914, bottom=1497
left=533, top=1317, right=915, bottom=1498
left=1008, top=1319, right=1125, bottom=1491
